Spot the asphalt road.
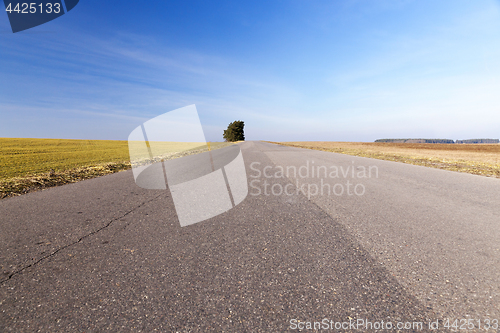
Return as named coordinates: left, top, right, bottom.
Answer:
left=1, top=141, right=498, bottom=332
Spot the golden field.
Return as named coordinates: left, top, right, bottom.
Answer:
left=275, top=141, right=500, bottom=178
left=0, top=138, right=232, bottom=198
left=0, top=138, right=131, bottom=179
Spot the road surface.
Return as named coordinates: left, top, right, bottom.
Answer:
left=1, top=141, right=499, bottom=332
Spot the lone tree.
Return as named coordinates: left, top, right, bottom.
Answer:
left=223, top=120, right=245, bottom=142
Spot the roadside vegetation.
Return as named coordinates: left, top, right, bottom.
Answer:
left=0, top=138, right=233, bottom=199
left=272, top=141, right=500, bottom=179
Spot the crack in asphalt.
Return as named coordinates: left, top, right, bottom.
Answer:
left=0, top=193, right=164, bottom=284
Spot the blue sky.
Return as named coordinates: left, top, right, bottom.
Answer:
left=1, top=0, right=500, bottom=142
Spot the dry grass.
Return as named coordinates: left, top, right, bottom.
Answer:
left=0, top=162, right=131, bottom=199
left=0, top=138, right=234, bottom=199
left=271, top=141, right=500, bottom=179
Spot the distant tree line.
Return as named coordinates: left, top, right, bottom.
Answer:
left=456, top=139, right=499, bottom=144
left=375, top=138, right=499, bottom=144
left=375, top=139, right=455, bottom=143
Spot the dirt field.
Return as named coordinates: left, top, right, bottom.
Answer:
left=273, top=141, right=500, bottom=179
